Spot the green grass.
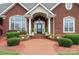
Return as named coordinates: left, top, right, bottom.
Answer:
left=0, top=50, right=19, bottom=55
left=58, top=51, right=79, bottom=55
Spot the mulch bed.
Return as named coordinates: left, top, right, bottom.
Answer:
left=0, top=37, right=26, bottom=52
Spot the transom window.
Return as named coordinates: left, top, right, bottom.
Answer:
left=65, top=3, right=72, bottom=10
left=9, top=15, right=27, bottom=31
left=63, top=16, right=75, bottom=33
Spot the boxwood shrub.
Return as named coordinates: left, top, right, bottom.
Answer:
left=7, top=37, right=20, bottom=46
left=6, top=32, right=20, bottom=39
left=63, top=34, right=79, bottom=45
left=58, top=38, right=73, bottom=47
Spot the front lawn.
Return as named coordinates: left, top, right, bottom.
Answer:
left=0, top=50, right=19, bottom=55
left=58, top=51, right=79, bottom=55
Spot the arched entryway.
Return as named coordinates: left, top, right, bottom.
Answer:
left=25, top=3, right=55, bottom=36
left=32, top=12, right=47, bottom=34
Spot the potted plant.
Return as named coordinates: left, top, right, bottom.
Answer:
left=45, top=27, right=48, bottom=36
left=32, top=28, right=34, bottom=36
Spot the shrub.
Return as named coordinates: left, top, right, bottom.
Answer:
left=63, top=34, right=79, bottom=45
left=6, top=32, right=20, bottom=39
left=7, top=37, right=20, bottom=46
left=45, top=27, right=48, bottom=32
left=32, top=28, right=34, bottom=32
left=20, top=31, right=27, bottom=35
left=58, top=38, right=73, bottom=47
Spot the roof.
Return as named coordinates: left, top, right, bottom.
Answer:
left=25, top=3, right=55, bottom=16
left=42, top=3, right=57, bottom=10
left=22, top=3, right=38, bottom=10
left=0, top=3, right=58, bottom=15
left=0, top=3, right=12, bottom=14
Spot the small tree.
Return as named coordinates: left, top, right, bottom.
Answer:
left=32, top=28, right=35, bottom=36
left=45, top=27, right=48, bottom=33
left=32, top=28, right=34, bottom=32
left=45, top=27, right=49, bottom=36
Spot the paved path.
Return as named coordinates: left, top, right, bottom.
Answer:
left=20, top=39, right=57, bottom=55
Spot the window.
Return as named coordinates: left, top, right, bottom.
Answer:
left=9, top=15, right=27, bottom=31
left=65, top=3, right=72, bottom=10
left=63, top=16, right=75, bottom=33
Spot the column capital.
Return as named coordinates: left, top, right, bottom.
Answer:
left=47, top=15, right=53, bottom=18
left=26, top=14, right=32, bottom=19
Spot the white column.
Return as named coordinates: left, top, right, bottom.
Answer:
left=53, top=17, right=55, bottom=36
left=29, top=17, right=31, bottom=35
left=48, top=16, right=51, bottom=34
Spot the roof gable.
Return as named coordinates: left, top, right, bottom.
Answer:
left=25, top=3, right=55, bottom=16
left=0, top=3, right=29, bottom=15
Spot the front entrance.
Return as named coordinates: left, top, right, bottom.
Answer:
left=37, top=23, right=42, bottom=33
left=34, top=20, right=45, bottom=34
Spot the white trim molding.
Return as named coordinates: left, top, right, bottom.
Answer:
left=0, top=3, right=29, bottom=15
left=65, top=3, right=73, bottom=10
left=25, top=3, right=55, bottom=16
left=50, top=3, right=60, bottom=11
left=9, top=15, right=27, bottom=31
left=63, top=16, right=75, bottom=33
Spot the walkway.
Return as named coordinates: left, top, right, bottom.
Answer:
left=0, top=37, right=57, bottom=55
left=20, top=39, right=57, bottom=55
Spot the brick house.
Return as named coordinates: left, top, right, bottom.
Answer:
left=0, top=3, right=78, bottom=36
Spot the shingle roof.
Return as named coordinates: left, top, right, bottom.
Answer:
left=0, top=3, right=12, bottom=14
left=42, top=3, right=57, bottom=10
left=0, top=3, right=57, bottom=15
left=22, top=3, right=38, bottom=10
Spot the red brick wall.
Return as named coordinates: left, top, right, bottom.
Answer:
left=3, top=3, right=28, bottom=35
left=52, top=3, right=79, bottom=35
left=2, top=3, right=79, bottom=35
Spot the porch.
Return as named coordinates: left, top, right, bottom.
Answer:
left=26, top=12, right=55, bottom=36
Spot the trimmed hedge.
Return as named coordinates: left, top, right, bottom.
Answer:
left=6, top=32, right=20, bottom=39
left=63, top=34, right=79, bottom=45
left=7, top=37, right=20, bottom=46
left=58, top=38, right=73, bottom=47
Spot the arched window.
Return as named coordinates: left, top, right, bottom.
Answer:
left=65, top=3, right=72, bottom=10
left=63, top=16, right=75, bottom=33
left=9, top=15, right=27, bottom=31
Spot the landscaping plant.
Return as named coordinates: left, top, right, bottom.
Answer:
left=63, top=34, right=79, bottom=45
left=6, top=31, right=20, bottom=46
left=58, top=38, right=73, bottom=47
left=6, top=32, right=20, bottom=39
left=7, top=37, right=20, bottom=46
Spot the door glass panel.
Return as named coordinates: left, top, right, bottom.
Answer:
left=37, top=23, right=42, bottom=33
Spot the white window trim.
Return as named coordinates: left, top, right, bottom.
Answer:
left=65, top=3, right=73, bottom=10
left=63, top=16, right=75, bottom=33
left=9, top=15, right=27, bottom=31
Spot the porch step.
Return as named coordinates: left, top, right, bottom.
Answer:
left=30, top=34, right=46, bottom=39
